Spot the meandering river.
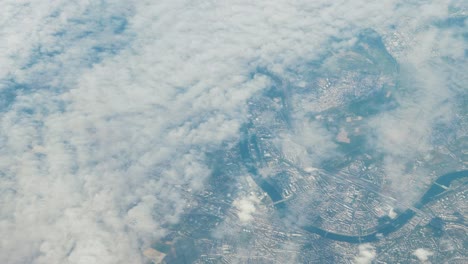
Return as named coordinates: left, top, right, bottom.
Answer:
left=264, top=170, right=467, bottom=243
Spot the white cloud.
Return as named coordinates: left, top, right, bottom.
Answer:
left=354, top=244, right=377, bottom=264
left=413, top=248, right=434, bottom=263
left=275, top=119, right=338, bottom=167
left=368, top=24, right=464, bottom=205
left=0, top=0, right=464, bottom=263
left=233, top=194, right=260, bottom=223
left=388, top=207, right=397, bottom=219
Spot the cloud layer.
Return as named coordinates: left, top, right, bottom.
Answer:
left=0, top=0, right=465, bottom=263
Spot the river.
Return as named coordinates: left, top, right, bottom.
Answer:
left=263, top=170, right=467, bottom=243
